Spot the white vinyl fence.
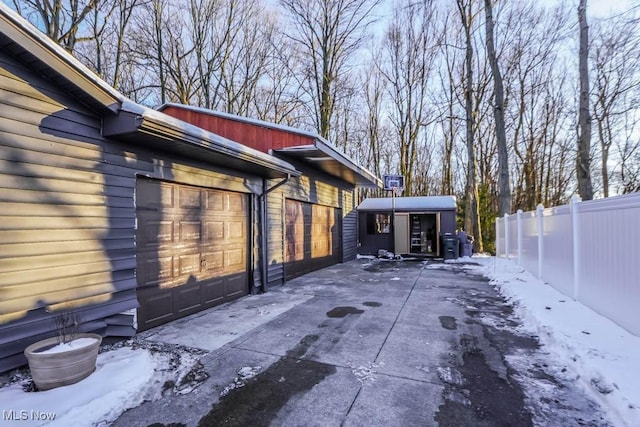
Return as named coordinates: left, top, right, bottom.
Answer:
left=495, top=192, right=640, bottom=337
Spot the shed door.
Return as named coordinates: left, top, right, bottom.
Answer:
left=394, top=213, right=410, bottom=254
left=285, top=199, right=340, bottom=280
left=136, top=178, right=248, bottom=331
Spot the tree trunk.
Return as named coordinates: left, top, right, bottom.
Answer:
left=577, top=0, right=594, bottom=200
left=484, top=0, right=511, bottom=216
left=457, top=0, right=483, bottom=252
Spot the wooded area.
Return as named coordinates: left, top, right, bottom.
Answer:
left=9, top=0, right=640, bottom=252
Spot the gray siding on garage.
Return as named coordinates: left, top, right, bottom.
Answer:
left=0, top=50, right=263, bottom=372
left=342, top=190, right=357, bottom=262
left=264, top=160, right=356, bottom=287
left=266, top=190, right=285, bottom=285
left=0, top=51, right=140, bottom=371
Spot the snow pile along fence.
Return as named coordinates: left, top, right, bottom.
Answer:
left=495, top=192, right=640, bottom=337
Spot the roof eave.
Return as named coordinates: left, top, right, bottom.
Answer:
left=103, top=109, right=300, bottom=179
left=274, top=142, right=381, bottom=188
left=314, top=139, right=382, bottom=188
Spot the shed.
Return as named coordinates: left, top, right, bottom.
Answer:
left=357, top=196, right=457, bottom=256
left=0, top=4, right=301, bottom=371
left=159, top=104, right=381, bottom=284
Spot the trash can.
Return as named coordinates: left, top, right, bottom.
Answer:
left=461, top=242, right=472, bottom=257
left=457, top=230, right=473, bottom=257
left=441, top=234, right=459, bottom=260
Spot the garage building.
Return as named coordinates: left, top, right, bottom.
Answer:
left=159, top=105, right=381, bottom=285
left=0, top=5, right=300, bottom=371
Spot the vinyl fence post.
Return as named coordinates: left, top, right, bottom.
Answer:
left=517, top=210, right=523, bottom=265
left=571, top=195, right=581, bottom=300
left=504, top=213, right=510, bottom=260
left=495, top=217, right=501, bottom=257
left=536, top=204, right=544, bottom=279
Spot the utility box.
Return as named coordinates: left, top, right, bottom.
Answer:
left=442, top=234, right=459, bottom=260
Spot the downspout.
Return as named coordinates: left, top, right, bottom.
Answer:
left=259, top=174, right=291, bottom=292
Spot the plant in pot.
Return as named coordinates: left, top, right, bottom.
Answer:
left=24, top=308, right=102, bottom=391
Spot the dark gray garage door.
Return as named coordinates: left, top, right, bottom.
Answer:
left=285, top=199, right=341, bottom=280
left=136, top=178, right=249, bottom=331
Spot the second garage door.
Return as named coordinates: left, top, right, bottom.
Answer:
left=136, top=178, right=249, bottom=331
left=285, top=199, right=341, bottom=280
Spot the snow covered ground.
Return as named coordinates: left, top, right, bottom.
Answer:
left=439, top=255, right=640, bottom=427
left=1, top=255, right=638, bottom=426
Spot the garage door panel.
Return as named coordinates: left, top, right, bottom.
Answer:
left=228, top=193, right=244, bottom=210
left=224, top=248, right=245, bottom=271
left=204, top=221, right=224, bottom=240
left=202, top=277, right=225, bottom=306
left=138, top=219, right=174, bottom=246
left=227, top=221, right=245, bottom=240
left=178, top=254, right=201, bottom=276
left=225, top=273, right=248, bottom=300
left=176, top=285, right=202, bottom=314
left=204, top=251, right=224, bottom=271
left=179, top=221, right=201, bottom=241
left=206, top=191, right=224, bottom=211
left=137, top=182, right=175, bottom=210
left=136, top=178, right=249, bottom=332
left=179, top=187, right=202, bottom=208
left=139, top=289, right=174, bottom=324
left=138, top=255, right=175, bottom=288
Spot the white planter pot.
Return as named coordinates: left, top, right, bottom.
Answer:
left=24, top=333, right=102, bottom=391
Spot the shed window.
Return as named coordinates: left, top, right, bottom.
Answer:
left=367, top=213, right=391, bottom=234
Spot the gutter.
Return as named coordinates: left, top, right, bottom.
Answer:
left=103, top=102, right=301, bottom=178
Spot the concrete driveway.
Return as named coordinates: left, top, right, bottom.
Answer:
left=112, top=258, right=610, bottom=426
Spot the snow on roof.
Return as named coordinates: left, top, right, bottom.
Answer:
left=357, top=196, right=457, bottom=211
left=119, top=101, right=298, bottom=175
left=158, top=103, right=382, bottom=187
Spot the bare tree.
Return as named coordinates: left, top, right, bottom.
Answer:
left=251, top=35, right=308, bottom=125
left=280, top=0, right=381, bottom=139
left=12, top=0, right=99, bottom=52
left=616, top=115, right=640, bottom=194
left=131, top=0, right=170, bottom=104
left=456, top=0, right=483, bottom=252
left=75, top=0, right=139, bottom=91
left=591, top=16, right=640, bottom=197
left=497, top=1, right=574, bottom=210
left=364, top=63, right=385, bottom=184
left=219, top=1, right=275, bottom=115
left=484, top=0, right=510, bottom=216
left=378, top=0, right=438, bottom=195
left=577, top=0, right=594, bottom=200
left=434, top=11, right=460, bottom=196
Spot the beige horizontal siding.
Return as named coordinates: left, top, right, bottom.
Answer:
left=1, top=216, right=133, bottom=230
left=0, top=54, right=123, bottom=323
left=0, top=202, right=133, bottom=218
left=2, top=239, right=134, bottom=259
left=0, top=247, right=133, bottom=272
